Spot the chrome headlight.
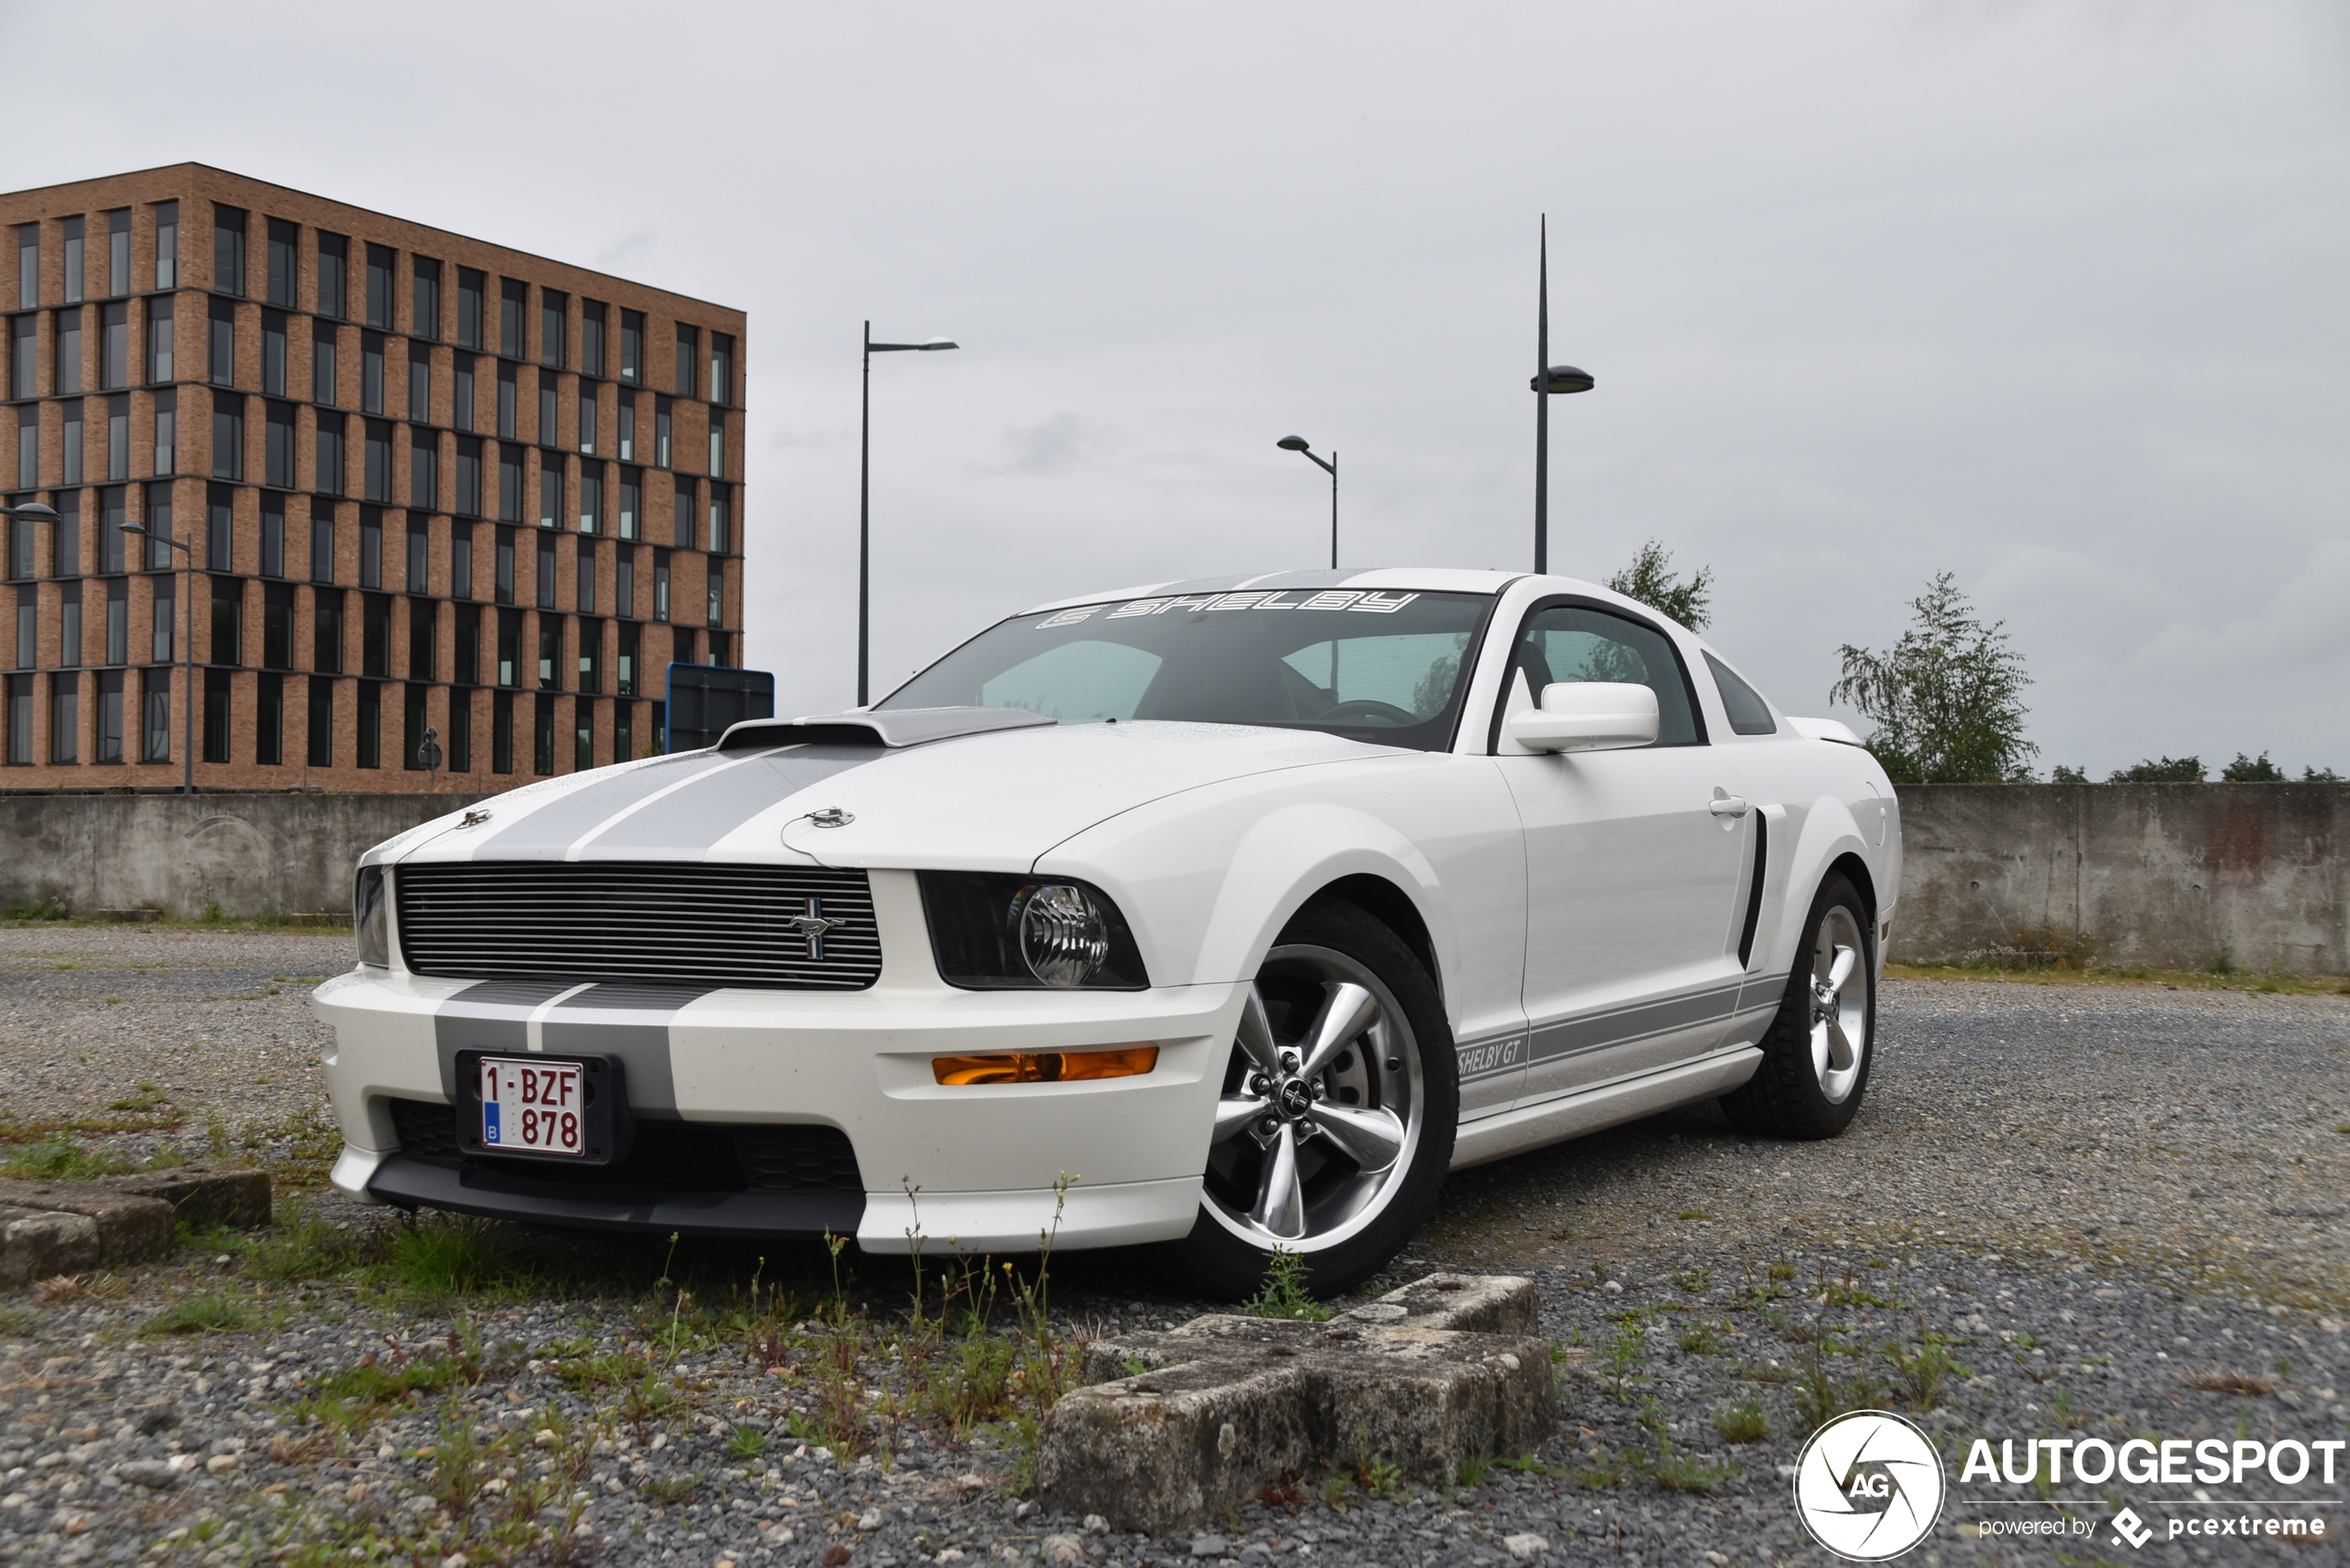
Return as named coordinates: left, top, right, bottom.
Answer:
left=919, top=871, right=1148, bottom=991
left=354, top=866, right=390, bottom=968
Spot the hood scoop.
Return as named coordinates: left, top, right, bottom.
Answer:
left=717, top=705, right=1055, bottom=752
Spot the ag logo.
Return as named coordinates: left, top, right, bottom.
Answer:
left=1793, top=1410, right=1947, bottom=1561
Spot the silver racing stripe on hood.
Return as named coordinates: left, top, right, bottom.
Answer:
left=433, top=980, right=715, bottom=1119
left=464, top=745, right=886, bottom=860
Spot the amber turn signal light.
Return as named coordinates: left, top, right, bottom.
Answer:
left=932, top=1045, right=1159, bottom=1086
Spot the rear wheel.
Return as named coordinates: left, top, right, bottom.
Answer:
left=1719, top=873, right=1874, bottom=1139
left=1164, top=901, right=1457, bottom=1299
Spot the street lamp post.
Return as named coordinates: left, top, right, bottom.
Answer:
left=118, top=521, right=194, bottom=794
left=1530, top=214, right=1594, bottom=574
left=1275, top=436, right=1339, bottom=569
left=859, top=322, right=959, bottom=707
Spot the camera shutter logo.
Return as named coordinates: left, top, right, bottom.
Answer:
left=1794, top=1410, right=1947, bottom=1561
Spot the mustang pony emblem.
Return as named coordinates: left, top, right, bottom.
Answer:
left=789, top=898, right=838, bottom=960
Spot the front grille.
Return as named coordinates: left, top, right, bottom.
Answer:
left=394, top=861, right=882, bottom=990
left=384, top=1097, right=863, bottom=1194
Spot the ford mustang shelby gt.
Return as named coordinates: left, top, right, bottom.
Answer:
left=315, top=567, right=1899, bottom=1293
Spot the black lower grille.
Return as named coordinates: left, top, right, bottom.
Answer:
left=384, top=1098, right=863, bottom=1195
left=394, top=861, right=882, bottom=990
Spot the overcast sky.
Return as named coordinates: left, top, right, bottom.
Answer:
left=8, top=1, right=2345, bottom=775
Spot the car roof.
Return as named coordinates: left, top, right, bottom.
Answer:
left=1020, top=566, right=1583, bottom=615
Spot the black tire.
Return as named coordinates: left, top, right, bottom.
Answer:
left=1719, top=872, right=1874, bottom=1140
left=1161, top=900, right=1458, bottom=1300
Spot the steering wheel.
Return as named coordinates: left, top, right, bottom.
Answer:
left=1317, top=698, right=1419, bottom=726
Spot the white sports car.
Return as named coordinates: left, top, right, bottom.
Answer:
left=315, top=568, right=1899, bottom=1293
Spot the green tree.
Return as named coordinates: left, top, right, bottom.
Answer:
left=1607, top=539, right=1713, bottom=630
left=2049, top=764, right=2088, bottom=784
left=1831, top=573, right=2036, bottom=784
left=2220, top=751, right=2284, bottom=782
left=2111, top=756, right=2205, bottom=783
left=2306, top=765, right=2343, bottom=782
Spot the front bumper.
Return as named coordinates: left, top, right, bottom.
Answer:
left=313, top=929, right=1243, bottom=1253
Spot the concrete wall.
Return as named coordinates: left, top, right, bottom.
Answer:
left=1892, top=783, right=2349, bottom=975
left=0, top=794, right=487, bottom=920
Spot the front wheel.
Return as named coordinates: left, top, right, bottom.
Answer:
left=1162, top=900, right=1458, bottom=1300
left=1719, top=872, right=1874, bottom=1139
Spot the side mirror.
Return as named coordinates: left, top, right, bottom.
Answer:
left=1504, top=681, right=1660, bottom=754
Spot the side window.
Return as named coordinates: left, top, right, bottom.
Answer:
left=1704, top=652, right=1776, bottom=735
left=1505, top=602, right=1704, bottom=747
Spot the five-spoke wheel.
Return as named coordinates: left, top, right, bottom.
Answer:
left=1720, top=872, right=1874, bottom=1139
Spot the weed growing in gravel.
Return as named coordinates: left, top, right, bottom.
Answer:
left=1674, top=1267, right=1711, bottom=1292
left=1354, top=1453, right=1410, bottom=1502
left=1, top=1138, right=142, bottom=1178
left=144, top=1290, right=250, bottom=1335
left=1455, top=1448, right=1492, bottom=1488
left=1676, top=1321, right=1730, bottom=1356
left=1639, top=1397, right=1738, bottom=1494
left=229, top=1202, right=365, bottom=1283
left=1881, top=1315, right=1971, bottom=1410
left=1599, top=1317, right=1650, bottom=1404
left=1569, top=1446, right=1635, bottom=1488
left=387, top=1215, right=535, bottom=1299
left=1714, top=1400, right=1769, bottom=1444
left=1243, top=1245, right=1334, bottom=1321
left=724, top=1423, right=770, bottom=1460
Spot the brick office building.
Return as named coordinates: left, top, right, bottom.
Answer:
left=4, top=164, right=746, bottom=793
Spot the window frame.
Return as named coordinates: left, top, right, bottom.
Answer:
left=1483, top=593, right=1711, bottom=754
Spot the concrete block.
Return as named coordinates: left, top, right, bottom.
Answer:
left=0, top=1205, right=103, bottom=1287
left=0, top=1181, right=173, bottom=1266
left=99, top=1166, right=274, bottom=1231
left=1039, top=1273, right=1555, bottom=1534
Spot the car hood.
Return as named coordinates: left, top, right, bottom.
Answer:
left=377, top=721, right=1392, bottom=871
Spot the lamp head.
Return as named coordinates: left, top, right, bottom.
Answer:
left=1532, top=365, right=1595, bottom=395
left=119, top=522, right=149, bottom=535
left=1, top=501, right=62, bottom=523
left=921, top=338, right=959, bottom=352
left=1276, top=435, right=1312, bottom=452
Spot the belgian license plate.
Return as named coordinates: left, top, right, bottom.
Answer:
left=477, top=1056, right=585, bottom=1156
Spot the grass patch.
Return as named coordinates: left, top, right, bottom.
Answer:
left=1714, top=1400, right=1768, bottom=1444
left=386, top=1216, right=535, bottom=1300
left=145, top=1291, right=250, bottom=1335
left=1241, top=1246, right=1333, bottom=1322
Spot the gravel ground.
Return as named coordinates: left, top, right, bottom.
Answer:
left=1, top=929, right=2345, bottom=1566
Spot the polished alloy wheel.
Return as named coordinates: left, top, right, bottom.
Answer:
left=1810, top=905, right=1868, bottom=1105
left=1201, top=944, right=1426, bottom=1249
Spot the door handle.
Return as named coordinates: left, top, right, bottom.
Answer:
left=1709, top=794, right=1750, bottom=818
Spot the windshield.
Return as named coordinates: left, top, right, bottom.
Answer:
left=880, top=587, right=1496, bottom=750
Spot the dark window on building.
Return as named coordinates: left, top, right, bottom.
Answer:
left=364, top=418, right=391, bottom=502
left=365, top=244, right=395, bottom=331
left=532, top=692, right=554, bottom=774
left=104, top=575, right=129, bottom=667
left=311, top=319, right=339, bottom=405
left=153, top=203, right=178, bottom=290
left=259, top=491, right=284, bottom=577
left=209, top=575, right=241, bottom=665
left=356, top=678, right=380, bottom=767
left=652, top=549, right=670, bottom=623
left=58, top=306, right=85, bottom=394
left=149, top=574, right=172, bottom=664
left=305, top=675, right=333, bottom=766
left=407, top=341, right=431, bottom=424
left=210, top=393, right=243, bottom=481
left=212, top=207, right=245, bottom=298
left=263, top=581, right=293, bottom=668
left=202, top=667, right=233, bottom=762
left=146, top=295, right=173, bottom=384
left=361, top=591, right=390, bottom=677
left=577, top=381, right=597, bottom=455
left=358, top=508, right=382, bottom=589
left=617, top=622, right=638, bottom=698
left=577, top=616, right=601, bottom=694
left=709, top=485, right=731, bottom=555
left=575, top=537, right=597, bottom=612
left=494, top=527, right=515, bottom=605
left=674, top=325, right=698, bottom=399
left=313, top=586, right=343, bottom=673
left=315, top=411, right=343, bottom=495
left=499, top=278, right=526, bottom=359
left=106, top=395, right=129, bottom=481
left=496, top=362, right=517, bottom=438
left=579, top=463, right=602, bottom=535
left=453, top=601, right=479, bottom=685
left=614, top=699, right=632, bottom=762
left=575, top=699, right=594, bottom=772
left=537, top=614, right=560, bottom=687
left=614, top=548, right=635, bottom=619
left=671, top=626, right=695, bottom=668
left=455, top=436, right=482, bottom=516
left=101, top=301, right=128, bottom=389
left=10, top=313, right=35, bottom=400
left=448, top=685, right=471, bottom=771
left=95, top=668, right=124, bottom=762
left=654, top=396, right=671, bottom=469
left=260, top=309, right=288, bottom=397
left=141, top=667, right=168, bottom=761
left=541, top=290, right=567, bottom=368
left=408, top=597, right=435, bottom=681
left=451, top=523, right=475, bottom=599
left=309, top=500, right=336, bottom=584
left=498, top=446, right=523, bottom=523
left=106, top=210, right=131, bottom=299
left=452, top=352, right=475, bottom=430
left=410, top=427, right=438, bottom=512
left=152, top=387, right=176, bottom=475
left=454, top=266, right=486, bottom=349
left=265, top=400, right=296, bottom=488
left=51, top=672, right=79, bottom=761
left=619, top=309, right=643, bottom=384
left=616, top=389, right=635, bottom=462
left=581, top=301, right=606, bottom=377
left=496, top=607, right=520, bottom=686
left=412, top=257, right=440, bottom=341
left=618, top=467, right=640, bottom=540
left=491, top=688, right=513, bottom=772
left=6, top=673, right=31, bottom=764
left=15, top=404, right=33, bottom=488
left=13, top=225, right=34, bottom=310
left=204, top=297, right=233, bottom=386
left=538, top=461, right=562, bottom=531
left=673, top=475, right=695, bottom=549
left=62, top=398, right=84, bottom=486
left=59, top=582, right=81, bottom=668
left=142, top=480, right=176, bottom=573
left=537, top=372, right=557, bottom=449
left=405, top=513, right=428, bottom=594
left=711, top=333, right=734, bottom=405
left=706, top=559, right=723, bottom=627
left=55, top=491, right=80, bottom=575
left=361, top=331, right=385, bottom=414
left=315, top=233, right=347, bottom=319
left=100, top=485, right=127, bottom=574
left=204, top=483, right=233, bottom=572
left=536, top=531, right=557, bottom=610
left=7, top=514, right=31, bottom=581
left=403, top=682, right=428, bottom=769
left=255, top=671, right=282, bottom=764
left=266, top=218, right=298, bottom=308
left=61, top=217, right=86, bottom=305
